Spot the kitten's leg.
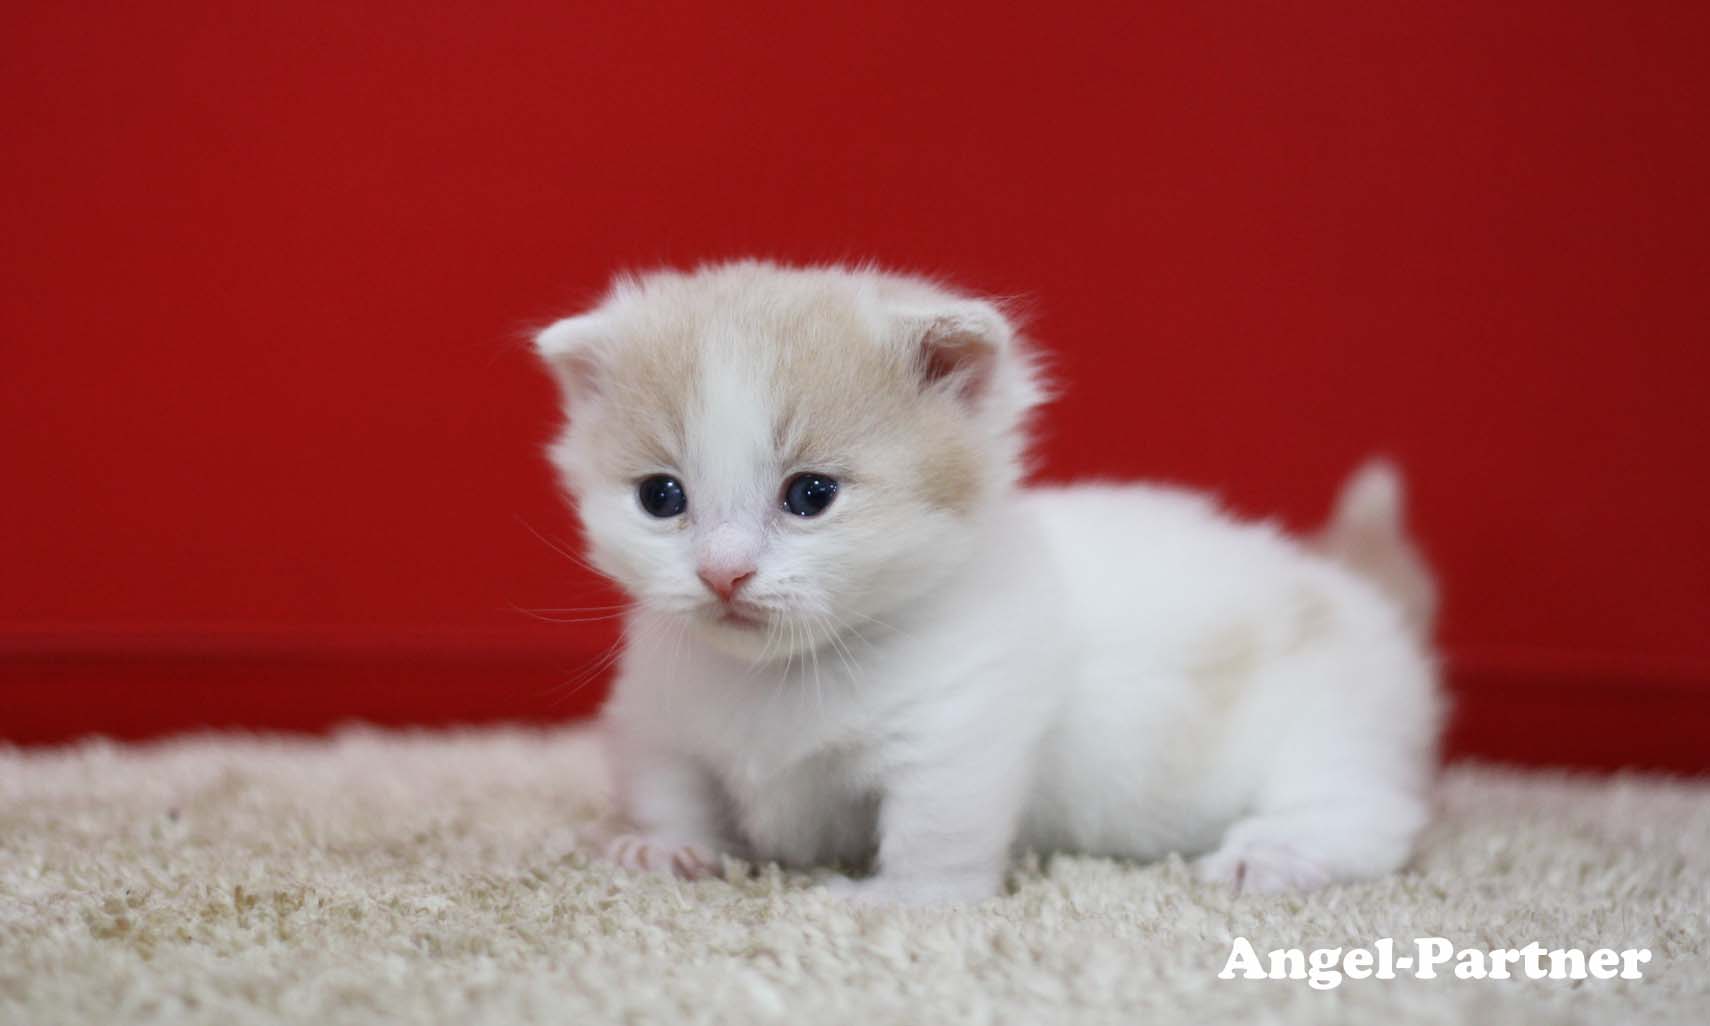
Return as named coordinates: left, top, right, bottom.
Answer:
left=1194, top=629, right=1438, bottom=894
left=1194, top=792, right=1428, bottom=894
left=606, top=740, right=735, bottom=881
left=826, top=752, right=1029, bottom=906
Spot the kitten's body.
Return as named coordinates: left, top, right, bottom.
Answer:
left=536, top=262, right=1441, bottom=903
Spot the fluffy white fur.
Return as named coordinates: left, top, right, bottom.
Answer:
left=534, top=261, right=1442, bottom=904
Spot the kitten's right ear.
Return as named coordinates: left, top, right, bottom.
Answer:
left=894, top=299, right=1014, bottom=406
left=532, top=313, right=609, bottom=401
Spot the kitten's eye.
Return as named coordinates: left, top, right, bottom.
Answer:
left=637, top=475, right=687, bottom=518
left=783, top=473, right=839, bottom=517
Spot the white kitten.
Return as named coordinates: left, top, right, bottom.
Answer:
left=534, top=261, right=1442, bottom=904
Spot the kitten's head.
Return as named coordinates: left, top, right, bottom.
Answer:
left=533, top=261, right=1044, bottom=660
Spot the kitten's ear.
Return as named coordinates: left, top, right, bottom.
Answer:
left=899, top=300, right=1013, bottom=404
left=532, top=313, right=609, bottom=401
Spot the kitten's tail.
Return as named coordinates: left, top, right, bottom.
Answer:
left=1313, top=459, right=1438, bottom=637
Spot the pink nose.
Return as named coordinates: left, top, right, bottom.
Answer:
left=698, top=565, right=755, bottom=602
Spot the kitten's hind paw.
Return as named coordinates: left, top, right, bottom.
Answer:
left=1194, top=800, right=1421, bottom=894
left=605, top=833, right=721, bottom=881
left=1194, top=841, right=1332, bottom=895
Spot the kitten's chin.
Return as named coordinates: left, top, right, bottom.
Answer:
left=692, top=618, right=779, bottom=661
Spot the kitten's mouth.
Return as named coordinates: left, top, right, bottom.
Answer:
left=709, top=604, right=766, bottom=629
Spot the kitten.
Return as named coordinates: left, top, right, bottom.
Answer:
left=533, top=261, right=1442, bottom=904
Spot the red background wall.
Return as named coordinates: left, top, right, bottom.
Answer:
left=4, top=2, right=1707, bottom=768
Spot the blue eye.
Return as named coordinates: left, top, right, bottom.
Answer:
left=637, top=475, right=687, bottom=518
left=783, top=473, right=839, bottom=517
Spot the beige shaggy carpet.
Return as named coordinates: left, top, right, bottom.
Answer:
left=2, top=726, right=1706, bottom=1026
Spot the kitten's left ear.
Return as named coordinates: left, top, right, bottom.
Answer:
left=898, top=300, right=1014, bottom=405
left=532, top=312, right=610, bottom=402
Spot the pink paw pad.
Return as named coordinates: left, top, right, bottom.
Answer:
left=605, top=834, right=719, bottom=880
left=1195, top=843, right=1332, bottom=894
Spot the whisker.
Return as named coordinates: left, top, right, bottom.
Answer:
left=822, top=608, right=881, bottom=656
left=751, top=611, right=782, bottom=672
left=514, top=515, right=606, bottom=577
left=509, top=604, right=631, bottom=625
left=668, top=612, right=690, bottom=695
left=808, top=619, right=825, bottom=718
left=542, top=631, right=627, bottom=707
left=782, top=618, right=799, bottom=692
left=822, top=612, right=861, bottom=680
left=846, top=608, right=917, bottom=641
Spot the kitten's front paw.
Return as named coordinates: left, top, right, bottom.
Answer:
left=817, top=873, right=998, bottom=906
left=605, top=833, right=721, bottom=881
left=1194, top=841, right=1332, bottom=895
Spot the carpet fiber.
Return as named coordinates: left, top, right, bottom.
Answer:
left=2, top=726, right=1706, bottom=1025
